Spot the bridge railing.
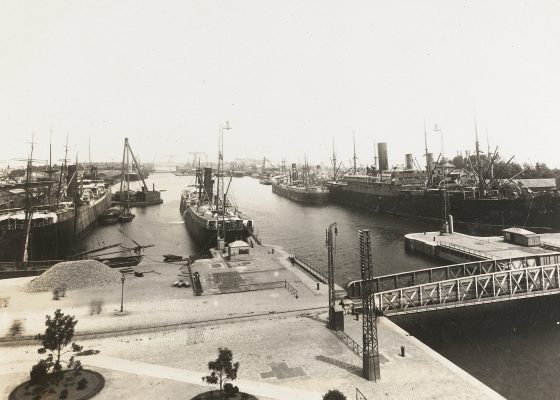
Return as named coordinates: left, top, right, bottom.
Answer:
left=346, top=253, right=560, bottom=299
left=375, top=262, right=560, bottom=315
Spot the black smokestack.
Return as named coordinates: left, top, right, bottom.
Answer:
left=66, top=165, right=78, bottom=196
left=377, top=143, right=388, bottom=171
left=203, top=167, right=213, bottom=201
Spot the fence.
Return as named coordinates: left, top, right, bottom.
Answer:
left=284, top=280, right=299, bottom=298
left=333, top=329, right=363, bottom=357
left=356, top=388, right=368, bottom=400
left=288, top=254, right=328, bottom=283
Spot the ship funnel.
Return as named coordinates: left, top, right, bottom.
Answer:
left=427, top=153, right=434, bottom=173
left=203, top=167, right=213, bottom=201
left=405, top=154, right=413, bottom=170
left=67, top=164, right=78, bottom=196
left=377, top=143, right=388, bottom=171
left=291, top=163, right=298, bottom=181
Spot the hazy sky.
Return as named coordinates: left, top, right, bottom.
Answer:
left=1, top=1, right=559, bottom=169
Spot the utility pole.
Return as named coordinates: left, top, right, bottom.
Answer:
left=326, top=223, right=341, bottom=330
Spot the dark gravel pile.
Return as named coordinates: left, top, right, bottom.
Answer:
left=25, top=260, right=122, bottom=292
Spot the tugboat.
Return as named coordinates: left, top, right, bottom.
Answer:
left=179, top=122, right=254, bottom=249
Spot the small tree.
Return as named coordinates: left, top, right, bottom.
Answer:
left=31, top=309, right=83, bottom=385
left=202, top=348, right=240, bottom=397
left=323, top=389, right=347, bottom=400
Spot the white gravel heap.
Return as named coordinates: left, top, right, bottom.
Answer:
left=26, top=260, right=122, bottom=292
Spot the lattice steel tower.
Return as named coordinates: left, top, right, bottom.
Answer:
left=359, top=229, right=380, bottom=381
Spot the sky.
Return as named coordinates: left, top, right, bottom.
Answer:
left=1, top=0, right=559, bottom=169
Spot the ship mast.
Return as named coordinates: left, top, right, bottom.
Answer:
left=486, top=129, right=493, bottom=180
left=433, top=124, right=449, bottom=231
left=423, top=120, right=430, bottom=183
left=22, top=135, right=35, bottom=263
left=474, top=118, right=482, bottom=191
left=352, top=132, right=357, bottom=175
left=217, top=121, right=231, bottom=246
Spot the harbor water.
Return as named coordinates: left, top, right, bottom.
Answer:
left=79, top=173, right=559, bottom=399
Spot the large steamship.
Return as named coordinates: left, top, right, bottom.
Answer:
left=328, top=142, right=560, bottom=232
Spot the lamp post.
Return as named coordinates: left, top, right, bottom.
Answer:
left=116, top=274, right=126, bottom=315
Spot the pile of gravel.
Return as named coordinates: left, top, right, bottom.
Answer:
left=26, top=260, right=122, bottom=292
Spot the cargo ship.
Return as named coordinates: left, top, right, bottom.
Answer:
left=0, top=171, right=111, bottom=262
left=179, top=122, right=254, bottom=248
left=328, top=141, right=560, bottom=232
left=271, top=162, right=329, bottom=204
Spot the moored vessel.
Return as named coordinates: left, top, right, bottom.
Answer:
left=271, top=161, right=329, bottom=204
left=179, top=122, right=254, bottom=249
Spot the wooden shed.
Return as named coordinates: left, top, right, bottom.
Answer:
left=502, top=227, right=541, bottom=247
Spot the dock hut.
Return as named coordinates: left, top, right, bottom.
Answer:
left=227, top=240, right=253, bottom=261
left=502, top=227, right=541, bottom=247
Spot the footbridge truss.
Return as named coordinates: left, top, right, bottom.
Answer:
left=375, top=263, right=560, bottom=315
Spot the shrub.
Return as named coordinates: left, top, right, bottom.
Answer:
left=30, top=359, right=49, bottom=384
left=323, top=389, right=347, bottom=400
left=223, top=383, right=235, bottom=397
left=77, top=378, right=88, bottom=390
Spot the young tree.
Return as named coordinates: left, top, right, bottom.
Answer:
left=202, top=348, right=240, bottom=396
left=31, top=309, right=83, bottom=384
left=322, top=389, right=347, bottom=400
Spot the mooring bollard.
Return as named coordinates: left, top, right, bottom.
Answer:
left=316, top=282, right=320, bottom=290
left=401, top=346, right=406, bottom=357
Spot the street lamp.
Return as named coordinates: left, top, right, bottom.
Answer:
left=120, top=274, right=125, bottom=313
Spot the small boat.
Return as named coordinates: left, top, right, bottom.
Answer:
left=118, top=207, right=135, bottom=222
left=96, top=255, right=144, bottom=268
left=98, top=207, right=121, bottom=225
left=163, top=254, right=184, bottom=262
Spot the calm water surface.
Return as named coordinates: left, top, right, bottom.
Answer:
left=79, top=173, right=559, bottom=399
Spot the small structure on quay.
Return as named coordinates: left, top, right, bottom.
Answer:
left=227, top=240, right=253, bottom=261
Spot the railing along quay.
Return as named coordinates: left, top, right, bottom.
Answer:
left=375, top=262, right=560, bottom=315
left=346, top=252, right=560, bottom=298
left=436, top=240, right=498, bottom=260
left=332, top=329, right=363, bottom=358
left=284, top=280, right=299, bottom=298
left=356, top=388, right=368, bottom=400
left=288, top=254, right=328, bottom=284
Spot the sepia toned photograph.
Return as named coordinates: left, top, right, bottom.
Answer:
left=1, top=1, right=559, bottom=399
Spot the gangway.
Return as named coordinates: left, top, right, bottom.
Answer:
left=375, top=262, right=560, bottom=316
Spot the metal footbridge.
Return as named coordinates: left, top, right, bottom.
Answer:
left=347, top=252, right=560, bottom=316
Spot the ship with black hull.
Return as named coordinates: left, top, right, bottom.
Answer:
left=328, top=141, right=560, bottom=232
left=0, top=167, right=111, bottom=262
left=180, top=122, right=254, bottom=248
left=271, top=161, right=329, bottom=205
left=180, top=168, right=254, bottom=248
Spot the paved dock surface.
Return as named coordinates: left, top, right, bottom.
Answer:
left=0, top=244, right=504, bottom=399
left=407, top=231, right=557, bottom=259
